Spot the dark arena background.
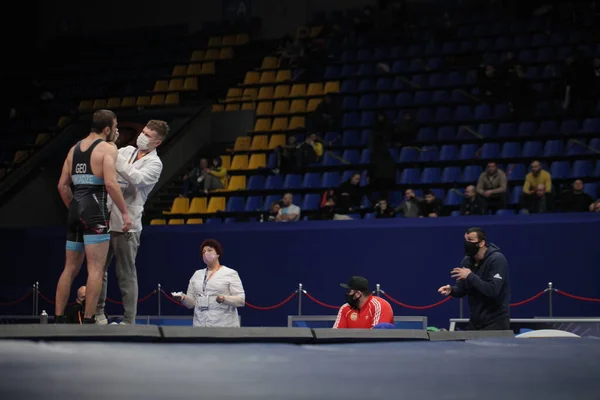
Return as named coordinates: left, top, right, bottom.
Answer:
left=1, top=0, right=600, bottom=398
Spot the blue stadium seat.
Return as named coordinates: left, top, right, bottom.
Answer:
left=439, top=145, right=459, bottom=161
left=392, top=60, right=408, bottom=74
left=543, top=140, right=563, bottom=157
left=517, top=121, right=536, bottom=137
left=432, top=90, right=450, bottom=103
left=359, top=94, right=376, bottom=109
left=396, top=92, right=413, bottom=107
left=244, top=196, right=263, bottom=212
left=342, top=113, right=359, bottom=127
left=340, top=64, right=358, bottom=78
left=322, top=151, right=343, bottom=166
left=560, top=119, right=579, bottom=134
left=359, top=149, right=370, bottom=164
left=263, top=195, right=280, bottom=211
left=359, top=112, right=374, bottom=127
left=341, top=149, right=360, bottom=164
left=398, top=147, right=419, bottom=162
left=450, top=210, right=461, bottom=217
left=376, top=94, right=393, bottom=108
left=522, top=141, right=543, bottom=158
left=550, top=161, right=571, bottom=179
left=341, top=80, right=357, bottom=93
left=510, top=187, right=523, bottom=205
left=441, top=167, right=462, bottom=183
left=357, top=79, right=374, bottom=92
left=583, top=182, right=597, bottom=198
left=284, top=174, right=302, bottom=189
left=324, top=66, right=340, bottom=80
left=445, top=189, right=464, bottom=206
left=474, top=104, right=492, bottom=120
left=461, top=166, right=482, bottom=183
left=342, top=96, right=358, bottom=110
left=496, top=209, right=515, bottom=216
left=571, top=160, right=594, bottom=178
left=400, top=168, right=421, bottom=184
left=430, top=188, right=445, bottom=199
left=413, top=91, right=431, bottom=105
left=419, top=146, right=439, bottom=162
left=356, top=49, right=371, bottom=62
left=342, top=130, right=360, bottom=146
left=497, top=122, right=516, bottom=137
left=500, top=142, right=521, bottom=159
left=459, top=144, right=479, bottom=160
left=595, top=161, right=600, bottom=178
left=373, top=47, right=388, bottom=60
left=266, top=175, right=284, bottom=189
left=417, top=128, right=436, bottom=142
left=408, top=59, right=424, bottom=72
left=364, top=213, right=375, bottom=220
left=588, top=138, right=600, bottom=154
left=267, top=153, right=277, bottom=169
left=322, top=172, right=339, bottom=188
left=481, top=143, right=500, bottom=159
left=226, top=197, right=244, bottom=212
left=302, top=194, right=321, bottom=211
left=506, top=163, right=526, bottom=181
left=341, top=50, right=356, bottom=63
left=437, top=126, right=456, bottom=141
left=454, top=106, right=472, bottom=121
left=375, top=78, right=392, bottom=91
left=539, top=120, right=558, bottom=135
left=360, top=130, right=371, bottom=146
left=421, top=167, right=441, bottom=184
left=205, top=218, right=222, bottom=224
left=302, top=173, right=321, bottom=189
left=248, top=175, right=266, bottom=190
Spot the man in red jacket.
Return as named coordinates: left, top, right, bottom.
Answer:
left=333, top=276, right=394, bottom=329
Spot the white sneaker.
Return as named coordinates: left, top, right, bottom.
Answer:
left=119, top=321, right=131, bottom=325
left=95, top=314, right=108, bottom=325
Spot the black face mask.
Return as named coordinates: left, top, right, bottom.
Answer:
left=464, top=240, right=481, bottom=257
left=346, top=293, right=360, bottom=309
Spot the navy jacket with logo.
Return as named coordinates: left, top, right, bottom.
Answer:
left=450, top=243, right=510, bottom=328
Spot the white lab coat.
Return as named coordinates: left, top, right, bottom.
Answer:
left=182, top=266, right=245, bottom=327
left=108, top=146, right=163, bottom=232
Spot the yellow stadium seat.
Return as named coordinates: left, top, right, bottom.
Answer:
left=121, top=97, right=136, bottom=108
left=272, top=100, right=290, bottom=115
left=235, top=33, right=249, bottom=45
left=163, top=197, right=190, bottom=215
left=241, top=102, right=255, bottom=111
left=200, top=62, right=215, bottom=75
left=307, top=83, right=324, bottom=96
left=136, top=96, right=151, bottom=107
left=107, top=97, right=121, bottom=108
left=226, top=175, right=246, bottom=191
left=257, top=87, right=274, bottom=101
left=242, top=88, right=258, bottom=101
left=275, top=70, right=292, bottom=82
left=307, top=98, right=322, bottom=112
left=256, top=102, right=272, bottom=117
left=254, top=118, right=271, bottom=132
left=57, top=116, right=70, bottom=128
left=248, top=153, right=266, bottom=170
left=233, top=136, right=251, bottom=151
left=230, top=155, right=248, bottom=170
left=78, top=100, right=93, bottom=111
left=290, top=84, right=306, bottom=97
left=165, top=93, right=180, bottom=106
left=273, top=85, right=290, bottom=99
left=183, top=77, right=198, bottom=91
left=154, top=80, right=169, bottom=92
left=208, top=36, right=221, bottom=47
left=13, top=151, right=29, bottom=164
left=206, top=197, right=226, bottom=213
left=324, top=81, right=340, bottom=94
left=222, top=35, right=236, bottom=46
left=290, top=99, right=306, bottom=114
left=190, top=50, right=205, bottom=62
left=261, top=56, right=279, bottom=69
left=288, top=116, right=305, bottom=130
left=187, top=218, right=203, bottom=224
left=225, top=103, right=240, bottom=112
left=172, top=65, right=187, bottom=77
left=243, top=71, right=260, bottom=85
left=150, top=95, right=165, bottom=106
left=205, top=49, right=219, bottom=61
left=168, top=79, right=183, bottom=91
left=259, top=71, right=276, bottom=84
left=268, top=134, right=286, bottom=149
left=227, top=88, right=243, bottom=102
left=271, top=117, right=288, bottom=131
left=150, top=219, right=166, bottom=225
left=220, top=155, right=231, bottom=170
left=250, top=135, right=268, bottom=150
left=35, top=133, right=51, bottom=146
left=186, top=197, right=207, bottom=214
left=92, top=99, right=107, bottom=109
left=309, top=26, right=323, bottom=38
left=212, top=104, right=225, bottom=112
left=219, top=47, right=233, bottom=60
left=186, top=64, right=202, bottom=75
left=168, top=219, right=185, bottom=225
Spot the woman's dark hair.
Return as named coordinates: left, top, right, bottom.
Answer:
left=200, top=239, right=223, bottom=256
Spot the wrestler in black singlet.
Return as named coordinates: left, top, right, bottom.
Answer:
left=65, top=139, right=110, bottom=252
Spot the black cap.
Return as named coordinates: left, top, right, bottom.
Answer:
left=340, top=276, right=370, bottom=292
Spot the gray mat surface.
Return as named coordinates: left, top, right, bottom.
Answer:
left=0, top=338, right=598, bottom=399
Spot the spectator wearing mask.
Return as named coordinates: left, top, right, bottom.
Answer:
left=182, top=158, right=209, bottom=198
left=374, top=199, right=396, bottom=219
left=460, top=185, right=487, bottom=216
left=399, top=188, right=420, bottom=217
left=65, top=286, right=86, bottom=324
left=298, top=133, right=323, bottom=167
left=476, top=162, right=507, bottom=212
left=560, top=180, right=593, bottom=212
left=522, top=160, right=552, bottom=202
left=419, top=190, right=443, bottom=218
left=333, top=276, right=394, bottom=329
left=206, top=157, right=228, bottom=191
left=277, top=193, right=301, bottom=222
left=523, top=184, right=554, bottom=214
left=334, top=172, right=363, bottom=212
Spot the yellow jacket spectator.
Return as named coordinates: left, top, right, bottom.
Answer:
left=523, top=161, right=552, bottom=195
left=209, top=156, right=228, bottom=187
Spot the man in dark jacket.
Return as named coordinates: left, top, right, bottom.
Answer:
left=65, top=286, right=86, bottom=324
left=437, top=227, right=510, bottom=330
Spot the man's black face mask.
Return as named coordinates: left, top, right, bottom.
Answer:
left=464, top=240, right=481, bottom=257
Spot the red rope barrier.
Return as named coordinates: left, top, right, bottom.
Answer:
left=245, top=292, right=297, bottom=310
left=556, top=290, right=600, bottom=303
left=383, top=293, right=452, bottom=310
left=0, top=290, right=33, bottom=306
left=106, top=290, right=157, bottom=305
left=510, top=291, right=545, bottom=307
left=304, top=292, right=340, bottom=309
left=160, top=290, right=186, bottom=307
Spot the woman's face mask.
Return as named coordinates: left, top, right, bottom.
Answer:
left=202, top=250, right=218, bottom=265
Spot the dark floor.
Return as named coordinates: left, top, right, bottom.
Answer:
left=0, top=337, right=598, bottom=399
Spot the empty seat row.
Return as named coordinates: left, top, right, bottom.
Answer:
left=78, top=93, right=179, bottom=111
left=167, top=62, right=217, bottom=78
left=252, top=116, right=306, bottom=132
left=206, top=33, right=249, bottom=49
left=153, top=78, right=200, bottom=92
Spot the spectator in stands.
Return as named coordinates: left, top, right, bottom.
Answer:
left=309, top=95, right=340, bottom=132
left=560, top=180, right=593, bottom=212
left=460, top=185, right=487, bottom=216
left=562, top=53, right=595, bottom=114
left=522, top=161, right=552, bottom=205
left=371, top=112, right=394, bottom=148
left=207, top=156, right=228, bottom=191
left=277, top=193, right=301, bottom=222
left=398, top=188, right=420, bottom=217
left=523, top=184, right=555, bottom=214
left=477, top=64, right=504, bottom=102
left=265, top=201, right=282, bottom=222
left=273, top=135, right=300, bottom=174
left=374, top=199, right=396, bottom=219
left=419, top=190, right=443, bottom=218
left=65, top=286, right=86, bottom=324
left=298, top=133, right=323, bottom=166
left=395, top=111, right=417, bottom=146
left=182, top=158, right=208, bottom=197
left=590, top=200, right=600, bottom=212
left=476, top=162, right=507, bottom=212
left=333, top=276, right=394, bottom=329
left=334, top=172, right=363, bottom=212
left=174, top=239, right=245, bottom=327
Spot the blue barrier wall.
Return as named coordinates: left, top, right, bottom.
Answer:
left=2, top=213, right=600, bottom=328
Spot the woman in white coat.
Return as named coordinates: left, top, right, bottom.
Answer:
left=175, top=239, right=245, bottom=327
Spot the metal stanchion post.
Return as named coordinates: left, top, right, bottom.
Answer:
left=35, top=282, right=39, bottom=316
left=459, top=298, right=464, bottom=319
left=32, top=283, right=36, bottom=316
left=157, top=283, right=162, bottom=316
left=375, top=284, right=381, bottom=297
left=297, top=283, right=303, bottom=316
left=547, top=282, right=553, bottom=317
